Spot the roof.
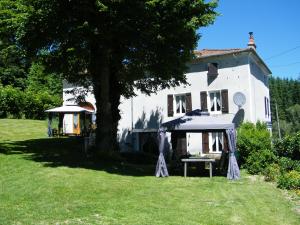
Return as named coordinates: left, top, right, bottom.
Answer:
left=161, top=109, right=234, bottom=131
left=45, top=105, right=94, bottom=113
left=194, top=48, right=244, bottom=57
left=192, top=48, right=272, bottom=75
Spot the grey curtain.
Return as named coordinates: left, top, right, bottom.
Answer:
left=155, top=129, right=169, bottom=177
left=226, top=128, right=240, bottom=180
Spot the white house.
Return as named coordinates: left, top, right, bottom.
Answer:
left=62, top=33, right=272, bottom=157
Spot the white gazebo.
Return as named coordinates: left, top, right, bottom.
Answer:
left=155, top=109, right=240, bottom=180
left=45, top=105, right=95, bottom=136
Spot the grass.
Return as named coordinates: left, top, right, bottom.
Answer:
left=0, top=118, right=299, bottom=225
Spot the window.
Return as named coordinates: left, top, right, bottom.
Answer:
left=264, top=97, right=270, bottom=118
left=209, top=132, right=223, bottom=153
left=167, top=93, right=192, bottom=117
left=175, top=95, right=186, bottom=114
left=209, top=91, right=221, bottom=113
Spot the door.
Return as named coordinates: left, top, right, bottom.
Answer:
left=63, top=114, right=73, bottom=134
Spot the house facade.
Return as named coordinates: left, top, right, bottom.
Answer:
left=63, top=34, right=272, bottom=157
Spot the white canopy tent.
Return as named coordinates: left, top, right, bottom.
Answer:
left=45, top=105, right=94, bottom=114
left=155, top=109, right=240, bottom=180
left=45, top=105, right=95, bottom=136
left=161, top=112, right=234, bottom=131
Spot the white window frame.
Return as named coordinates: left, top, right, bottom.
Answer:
left=209, top=132, right=223, bottom=153
left=174, top=94, right=187, bottom=116
left=208, top=90, right=222, bottom=114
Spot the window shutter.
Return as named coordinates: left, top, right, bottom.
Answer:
left=202, top=132, right=209, bottom=154
left=221, top=89, right=229, bottom=113
left=267, top=98, right=270, bottom=117
left=186, top=93, right=192, bottom=112
left=207, top=63, right=218, bottom=76
left=223, top=132, right=229, bottom=153
left=200, top=91, right=208, bottom=111
left=264, top=97, right=267, bottom=116
left=167, top=95, right=173, bottom=117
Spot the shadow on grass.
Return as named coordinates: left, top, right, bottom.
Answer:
left=0, top=137, right=156, bottom=177
left=0, top=137, right=226, bottom=178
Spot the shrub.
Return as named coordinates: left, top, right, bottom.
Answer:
left=237, top=122, right=272, bottom=165
left=0, top=85, right=61, bottom=120
left=264, top=163, right=280, bottom=182
left=0, top=85, right=25, bottom=118
left=277, top=170, right=300, bottom=190
left=274, top=132, right=300, bottom=160
left=278, top=157, right=293, bottom=172
left=245, top=148, right=277, bottom=174
left=23, top=91, right=61, bottom=119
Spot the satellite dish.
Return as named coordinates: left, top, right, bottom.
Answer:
left=233, top=92, right=246, bottom=108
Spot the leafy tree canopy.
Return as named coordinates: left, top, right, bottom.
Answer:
left=3, top=0, right=218, bottom=151
left=0, top=0, right=28, bottom=88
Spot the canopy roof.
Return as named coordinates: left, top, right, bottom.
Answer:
left=161, top=109, right=234, bottom=131
left=45, top=105, right=94, bottom=114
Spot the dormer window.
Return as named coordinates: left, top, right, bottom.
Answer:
left=207, top=63, right=218, bottom=76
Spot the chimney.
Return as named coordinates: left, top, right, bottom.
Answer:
left=247, top=32, right=256, bottom=49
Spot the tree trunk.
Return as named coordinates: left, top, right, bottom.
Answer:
left=109, top=70, right=121, bottom=151
left=91, top=46, right=115, bottom=152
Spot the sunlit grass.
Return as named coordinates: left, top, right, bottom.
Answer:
left=0, top=119, right=299, bottom=225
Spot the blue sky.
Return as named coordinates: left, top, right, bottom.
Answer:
left=197, top=0, right=300, bottom=79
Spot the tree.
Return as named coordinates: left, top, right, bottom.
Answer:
left=27, top=62, right=62, bottom=96
left=7, top=0, right=217, bottom=152
left=0, top=0, right=28, bottom=89
left=269, top=76, right=300, bottom=138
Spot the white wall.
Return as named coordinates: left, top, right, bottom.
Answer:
left=118, top=52, right=256, bottom=133
left=62, top=52, right=272, bottom=151
left=249, top=54, right=271, bottom=124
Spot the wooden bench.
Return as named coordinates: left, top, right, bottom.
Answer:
left=181, top=158, right=216, bottom=178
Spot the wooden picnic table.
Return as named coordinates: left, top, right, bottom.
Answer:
left=181, top=158, right=216, bottom=178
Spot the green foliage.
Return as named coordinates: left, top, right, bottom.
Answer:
left=245, top=149, right=277, bottom=174
left=263, top=158, right=300, bottom=191
left=264, top=163, right=280, bottom=182
left=0, top=85, right=25, bottom=118
left=23, top=91, right=61, bottom=119
left=274, top=132, right=300, bottom=160
left=269, top=77, right=300, bottom=137
left=277, top=157, right=300, bottom=173
left=0, top=85, right=61, bottom=119
left=237, top=121, right=272, bottom=165
left=0, top=1, right=63, bottom=121
left=27, top=62, right=62, bottom=96
left=0, top=0, right=29, bottom=89
left=5, top=0, right=218, bottom=150
left=277, top=170, right=300, bottom=190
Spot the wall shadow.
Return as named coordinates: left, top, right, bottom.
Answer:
left=232, top=108, right=245, bottom=127
left=0, top=137, right=156, bottom=177
left=119, top=108, right=164, bottom=152
left=134, top=109, right=163, bottom=130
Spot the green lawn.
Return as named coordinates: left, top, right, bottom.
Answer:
left=0, top=119, right=299, bottom=225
